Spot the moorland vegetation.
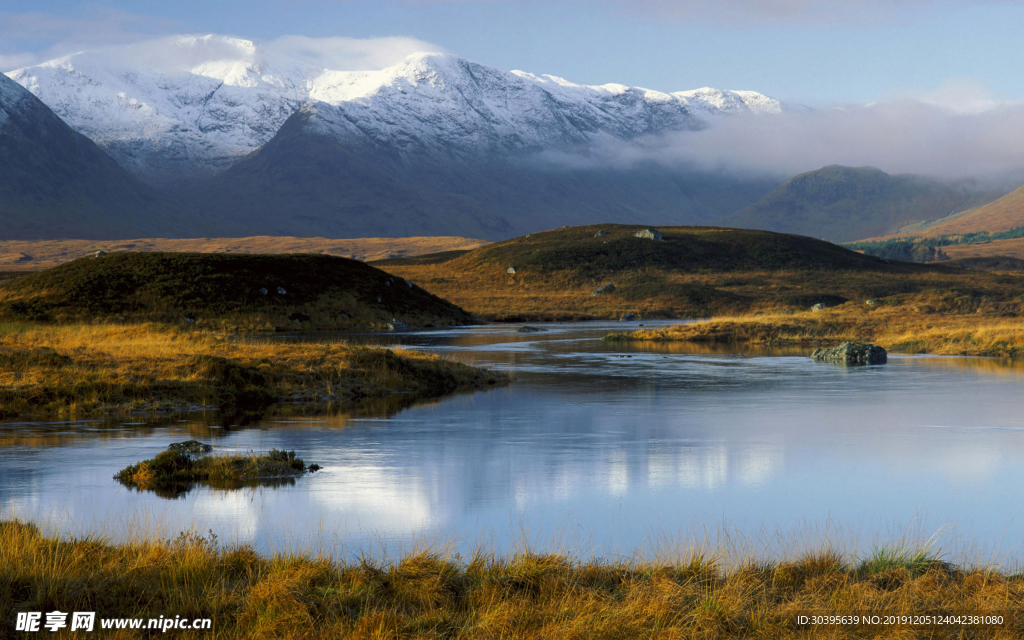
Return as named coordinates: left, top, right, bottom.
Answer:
left=1, top=519, right=1020, bottom=639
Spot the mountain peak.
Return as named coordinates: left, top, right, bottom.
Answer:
left=5, top=34, right=782, bottom=184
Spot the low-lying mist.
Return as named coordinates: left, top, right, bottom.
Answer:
left=540, top=98, right=1024, bottom=187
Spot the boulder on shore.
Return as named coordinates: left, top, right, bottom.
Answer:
left=811, top=342, right=887, bottom=365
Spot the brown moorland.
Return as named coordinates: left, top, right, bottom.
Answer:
left=375, top=223, right=1024, bottom=323
left=0, top=323, right=506, bottom=420
left=0, top=235, right=489, bottom=271
left=1, top=519, right=1020, bottom=639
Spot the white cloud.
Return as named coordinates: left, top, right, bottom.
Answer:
left=263, top=35, right=445, bottom=72
left=0, top=11, right=443, bottom=74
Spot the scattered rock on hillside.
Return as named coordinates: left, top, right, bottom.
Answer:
left=619, top=313, right=638, bottom=321
left=167, top=440, right=212, bottom=454
left=811, top=342, right=887, bottom=365
left=634, top=228, right=663, bottom=241
left=811, top=302, right=828, bottom=311
left=94, top=251, right=107, bottom=258
left=592, top=283, right=616, bottom=295
left=595, top=231, right=606, bottom=237
left=506, top=266, right=516, bottom=274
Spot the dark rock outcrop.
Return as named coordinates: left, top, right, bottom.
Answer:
left=811, top=342, right=887, bottom=365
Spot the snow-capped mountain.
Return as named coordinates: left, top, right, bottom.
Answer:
left=6, top=35, right=781, bottom=185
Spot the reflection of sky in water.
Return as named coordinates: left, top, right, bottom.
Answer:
left=4, top=322, right=1024, bottom=561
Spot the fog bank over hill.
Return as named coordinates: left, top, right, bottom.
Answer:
left=547, top=93, right=1024, bottom=187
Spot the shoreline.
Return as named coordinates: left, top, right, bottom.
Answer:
left=0, top=323, right=508, bottom=421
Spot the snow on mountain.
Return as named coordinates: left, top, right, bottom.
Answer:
left=5, top=35, right=782, bottom=185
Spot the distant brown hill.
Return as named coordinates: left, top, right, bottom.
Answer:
left=906, top=184, right=1024, bottom=236
left=0, top=235, right=489, bottom=271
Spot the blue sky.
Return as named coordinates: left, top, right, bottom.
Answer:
left=1, top=0, right=1022, bottom=105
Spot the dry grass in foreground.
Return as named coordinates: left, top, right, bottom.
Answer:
left=0, top=323, right=506, bottom=420
left=610, top=304, right=1024, bottom=357
left=0, top=235, right=490, bottom=271
left=1, top=519, right=1022, bottom=639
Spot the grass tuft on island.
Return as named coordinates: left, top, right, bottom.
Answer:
left=115, top=448, right=318, bottom=497
left=0, top=323, right=507, bottom=420
left=1, top=519, right=1021, bottom=639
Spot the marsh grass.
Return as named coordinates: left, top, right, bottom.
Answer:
left=612, top=304, right=1024, bottom=357
left=0, top=323, right=507, bottom=420
left=1, top=519, right=1021, bottom=639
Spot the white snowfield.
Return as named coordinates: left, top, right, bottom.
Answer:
left=5, top=35, right=783, bottom=184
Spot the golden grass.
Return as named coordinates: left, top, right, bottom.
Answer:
left=380, top=256, right=1024, bottom=322
left=0, top=235, right=490, bottom=271
left=613, top=304, right=1024, bottom=357
left=0, top=323, right=507, bottom=420
left=1, top=519, right=1022, bottom=639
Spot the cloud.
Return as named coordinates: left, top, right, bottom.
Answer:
left=0, top=10, right=184, bottom=70
left=542, top=91, right=1024, bottom=182
left=262, top=35, right=446, bottom=71
left=0, top=9, right=443, bottom=74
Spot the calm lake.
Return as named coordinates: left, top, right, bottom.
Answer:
left=3, top=322, right=1024, bottom=563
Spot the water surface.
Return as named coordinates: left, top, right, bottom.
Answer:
left=3, top=322, right=1024, bottom=562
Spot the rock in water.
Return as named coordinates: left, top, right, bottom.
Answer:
left=167, top=440, right=212, bottom=454
left=517, top=325, right=546, bottom=333
left=634, top=228, right=663, bottom=241
left=811, top=342, right=887, bottom=365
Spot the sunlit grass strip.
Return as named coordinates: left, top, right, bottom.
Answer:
left=610, top=306, right=1024, bottom=358
left=1, top=519, right=1021, bottom=639
left=0, top=323, right=508, bottom=420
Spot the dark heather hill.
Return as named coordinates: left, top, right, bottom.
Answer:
left=0, top=252, right=474, bottom=330
left=384, top=223, right=906, bottom=274
left=0, top=74, right=178, bottom=240
left=373, top=224, right=948, bottom=321
left=182, top=108, right=780, bottom=241
left=720, top=165, right=1002, bottom=243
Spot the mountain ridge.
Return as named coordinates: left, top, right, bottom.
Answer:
left=6, top=37, right=782, bottom=186
left=0, top=73, right=180, bottom=240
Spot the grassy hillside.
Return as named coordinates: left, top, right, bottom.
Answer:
left=0, top=252, right=474, bottom=331
left=373, top=224, right=975, bottom=321
left=912, top=184, right=1024, bottom=235
left=719, top=165, right=1001, bottom=243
